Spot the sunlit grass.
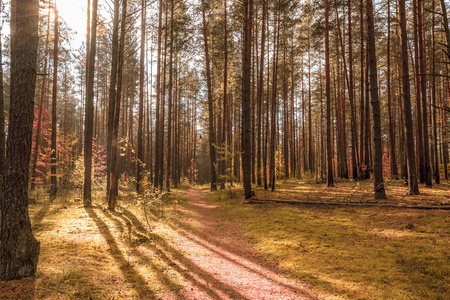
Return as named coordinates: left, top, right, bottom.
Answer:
left=0, top=187, right=194, bottom=299
left=204, top=180, right=450, bottom=300
left=0, top=181, right=447, bottom=299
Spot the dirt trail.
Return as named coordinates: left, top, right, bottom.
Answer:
left=165, top=188, right=317, bottom=300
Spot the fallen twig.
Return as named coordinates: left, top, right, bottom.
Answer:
left=244, top=198, right=450, bottom=210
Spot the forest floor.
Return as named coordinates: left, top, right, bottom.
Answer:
left=0, top=179, right=448, bottom=299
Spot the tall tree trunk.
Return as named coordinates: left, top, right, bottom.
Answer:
left=242, top=0, right=253, bottom=199
left=251, top=16, right=257, bottom=185
left=325, top=0, right=333, bottom=187
left=418, top=0, right=432, bottom=186
left=387, top=0, right=398, bottom=179
left=366, top=0, right=386, bottom=198
left=333, top=13, right=347, bottom=179
left=270, top=6, right=280, bottom=192
left=335, top=0, right=356, bottom=180
left=222, top=0, right=229, bottom=188
left=399, top=0, right=419, bottom=194
left=413, top=0, right=425, bottom=183
left=159, top=3, right=168, bottom=190
left=263, top=38, right=270, bottom=190
left=440, top=0, right=450, bottom=60
left=364, top=46, right=371, bottom=179
left=290, top=49, right=296, bottom=178
left=441, top=69, right=449, bottom=180
left=137, top=0, right=146, bottom=192
left=395, top=15, right=407, bottom=180
left=0, top=1, right=4, bottom=203
left=432, top=0, right=440, bottom=184
left=166, top=0, right=174, bottom=191
left=283, top=48, right=289, bottom=178
left=148, top=42, right=153, bottom=181
left=319, top=62, right=324, bottom=181
left=348, top=0, right=359, bottom=180
left=31, top=8, right=50, bottom=190
left=359, top=0, right=365, bottom=181
left=308, top=36, right=314, bottom=175
left=256, top=0, right=266, bottom=186
left=86, top=0, right=91, bottom=88
left=154, top=0, right=163, bottom=187
left=106, top=0, right=120, bottom=201
left=0, top=0, right=40, bottom=280
left=50, top=5, right=59, bottom=196
left=84, top=0, right=99, bottom=206
left=201, top=0, right=217, bottom=191
left=109, top=0, right=127, bottom=210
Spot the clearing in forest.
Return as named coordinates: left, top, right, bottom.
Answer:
left=0, top=180, right=448, bottom=299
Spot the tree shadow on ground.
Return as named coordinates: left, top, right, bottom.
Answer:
left=84, top=207, right=156, bottom=299
left=102, top=208, right=248, bottom=299
left=118, top=206, right=316, bottom=299
left=102, top=209, right=186, bottom=298
left=30, top=196, right=67, bottom=239
left=125, top=199, right=312, bottom=296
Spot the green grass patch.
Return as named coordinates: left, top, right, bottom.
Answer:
left=204, top=181, right=450, bottom=300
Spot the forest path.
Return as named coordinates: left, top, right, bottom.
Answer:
left=2, top=186, right=446, bottom=299
left=167, top=188, right=317, bottom=300
left=0, top=188, right=320, bottom=299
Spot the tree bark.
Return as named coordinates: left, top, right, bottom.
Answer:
left=0, top=0, right=40, bottom=280
left=256, top=0, right=266, bottom=186
left=432, top=0, right=440, bottom=184
left=413, top=0, right=425, bottom=184
left=335, top=0, right=356, bottom=180
left=364, top=46, right=371, bottom=179
left=325, top=0, right=333, bottom=187
left=442, top=69, right=449, bottom=180
left=387, top=0, right=398, bottom=179
left=399, top=0, right=419, bottom=195
left=366, top=0, right=386, bottom=199
left=418, top=0, right=432, bottom=187
left=50, top=6, right=59, bottom=196
left=221, top=0, right=229, bottom=189
left=106, top=0, right=120, bottom=201
left=159, top=3, right=168, bottom=190
left=270, top=6, right=280, bottom=192
left=30, top=8, right=51, bottom=191
left=348, top=0, right=359, bottom=180
left=440, top=0, right=450, bottom=60
left=242, top=0, right=253, bottom=199
left=263, top=34, right=270, bottom=190
left=308, top=36, right=314, bottom=175
left=0, top=0, right=4, bottom=203
left=201, top=0, right=217, bottom=191
left=137, top=0, right=146, bottom=192
left=84, top=0, right=99, bottom=206
left=154, top=0, right=163, bottom=187
left=109, top=0, right=127, bottom=210
left=359, top=0, right=365, bottom=181
left=166, top=0, right=174, bottom=191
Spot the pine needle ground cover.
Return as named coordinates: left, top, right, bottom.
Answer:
left=0, top=181, right=448, bottom=299
left=203, top=180, right=450, bottom=300
left=0, top=188, right=193, bottom=299
left=0, top=186, right=316, bottom=299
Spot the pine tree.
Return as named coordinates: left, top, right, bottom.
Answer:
left=0, top=0, right=40, bottom=280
